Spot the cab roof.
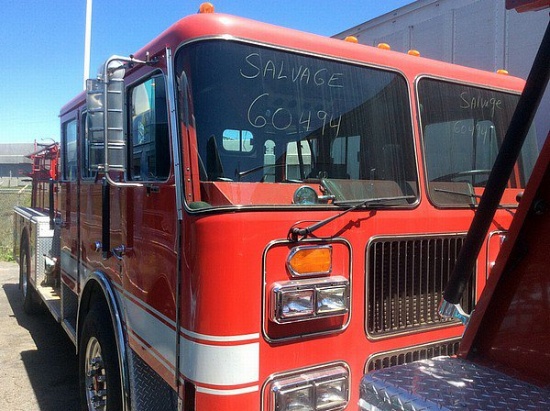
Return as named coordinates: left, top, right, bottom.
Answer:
left=61, top=11, right=525, bottom=116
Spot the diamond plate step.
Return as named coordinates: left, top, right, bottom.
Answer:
left=359, top=356, right=550, bottom=410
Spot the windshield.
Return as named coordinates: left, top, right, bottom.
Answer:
left=418, top=78, right=539, bottom=207
left=176, top=40, right=418, bottom=209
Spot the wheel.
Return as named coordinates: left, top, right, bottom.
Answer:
left=79, top=302, right=122, bottom=411
left=19, top=238, right=42, bottom=314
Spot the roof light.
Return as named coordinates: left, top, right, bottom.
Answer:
left=344, top=36, right=358, bottom=43
left=408, top=49, right=420, bottom=56
left=293, top=186, right=319, bottom=205
left=377, top=43, right=391, bottom=50
left=199, top=2, right=214, bottom=13
left=497, top=69, right=509, bottom=75
left=287, top=245, right=332, bottom=277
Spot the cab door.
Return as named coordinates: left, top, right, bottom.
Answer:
left=59, top=116, right=81, bottom=295
left=119, top=72, right=179, bottom=391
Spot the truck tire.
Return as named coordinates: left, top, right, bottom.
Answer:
left=79, top=302, right=123, bottom=411
left=19, top=238, right=42, bottom=315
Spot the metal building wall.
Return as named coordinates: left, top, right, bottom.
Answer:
left=335, top=0, right=549, bottom=146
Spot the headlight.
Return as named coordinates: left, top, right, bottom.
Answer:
left=315, top=377, right=348, bottom=410
left=271, top=277, right=349, bottom=324
left=279, top=289, right=315, bottom=320
left=267, top=363, right=349, bottom=411
left=274, top=383, right=314, bottom=411
left=317, top=286, right=348, bottom=315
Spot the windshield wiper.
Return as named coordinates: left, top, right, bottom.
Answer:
left=434, top=187, right=516, bottom=213
left=433, top=187, right=482, bottom=202
left=288, top=195, right=414, bottom=241
left=332, top=195, right=415, bottom=206
left=237, top=164, right=290, bottom=180
left=237, top=164, right=276, bottom=179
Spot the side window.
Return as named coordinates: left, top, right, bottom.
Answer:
left=331, top=135, right=360, bottom=180
left=222, top=129, right=253, bottom=152
left=424, top=119, right=498, bottom=184
left=129, top=75, right=170, bottom=181
left=62, top=119, right=78, bottom=181
left=81, top=112, right=105, bottom=179
left=286, top=141, right=312, bottom=181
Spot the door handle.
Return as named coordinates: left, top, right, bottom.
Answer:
left=112, top=244, right=126, bottom=260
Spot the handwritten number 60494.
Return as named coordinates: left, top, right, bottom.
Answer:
left=247, top=92, right=342, bottom=136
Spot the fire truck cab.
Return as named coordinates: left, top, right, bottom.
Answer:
left=13, top=3, right=541, bottom=410
left=359, top=2, right=550, bottom=409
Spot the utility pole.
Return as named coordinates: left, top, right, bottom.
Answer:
left=83, top=0, right=93, bottom=89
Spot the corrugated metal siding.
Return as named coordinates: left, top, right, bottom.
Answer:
left=335, top=0, right=549, bottom=147
left=409, top=14, right=451, bottom=61
left=453, top=1, right=500, bottom=70
left=0, top=144, right=34, bottom=165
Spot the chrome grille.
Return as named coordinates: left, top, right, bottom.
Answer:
left=365, top=339, right=461, bottom=372
left=367, top=235, right=475, bottom=337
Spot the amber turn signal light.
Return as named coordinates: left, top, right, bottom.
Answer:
left=287, top=245, right=332, bottom=277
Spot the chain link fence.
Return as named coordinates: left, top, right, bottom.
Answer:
left=0, top=187, right=31, bottom=261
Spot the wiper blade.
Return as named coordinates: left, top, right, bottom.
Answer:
left=433, top=187, right=481, bottom=201
left=434, top=188, right=516, bottom=212
left=288, top=195, right=414, bottom=241
left=236, top=164, right=276, bottom=179
left=333, top=195, right=415, bottom=206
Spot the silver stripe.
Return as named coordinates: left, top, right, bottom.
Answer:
left=125, top=296, right=176, bottom=365
left=196, top=386, right=259, bottom=396
left=180, top=327, right=260, bottom=342
left=124, top=294, right=260, bottom=387
left=179, top=337, right=259, bottom=386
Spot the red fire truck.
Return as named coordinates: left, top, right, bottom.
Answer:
left=359, top=1, right=549, bottom=409
left=13, top=3, right=540, bottom=410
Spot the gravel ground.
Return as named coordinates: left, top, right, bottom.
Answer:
left=0, top=261, right=79, bottom=410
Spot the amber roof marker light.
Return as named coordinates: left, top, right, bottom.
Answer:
left=199, top=2, right=215, bottom=13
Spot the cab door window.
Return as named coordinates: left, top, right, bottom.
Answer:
left=62, top=119, right=78, bottom=181
left=129, top=75, right=170, bottom=181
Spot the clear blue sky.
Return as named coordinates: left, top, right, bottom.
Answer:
left=0, top=0, right=411, bottom=145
